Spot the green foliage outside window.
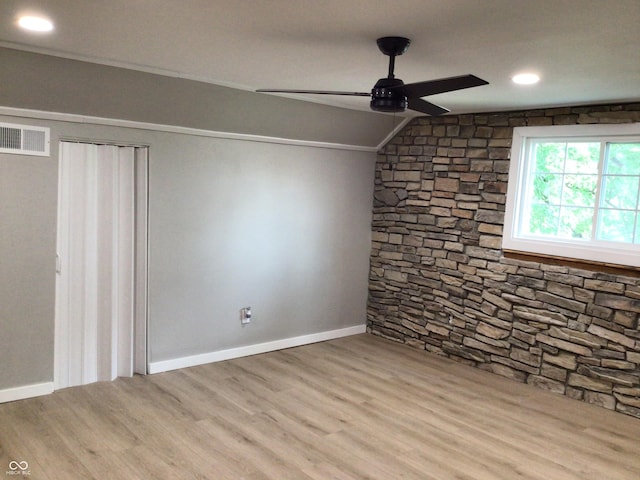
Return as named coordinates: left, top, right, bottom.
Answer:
left=525, top=141, right=640, bottom=243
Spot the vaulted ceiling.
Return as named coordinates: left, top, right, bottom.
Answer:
left=1, top=0, right=639, bottom=119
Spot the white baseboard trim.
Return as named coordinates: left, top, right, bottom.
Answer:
left=149, top=324, right=366, bottom=374
left=0, top=382, right=54, bottom=404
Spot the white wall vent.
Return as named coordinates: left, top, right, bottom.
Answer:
left=0, top=123, right=50, bottom=156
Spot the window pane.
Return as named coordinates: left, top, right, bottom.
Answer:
left=562, top=174, right=597, bottom=207
left=526, top=204, right=559, bottom=235
left=606, top=143, right=640, bottom=175
left=558, top=207, right=593, bottom=239
left=601, top=175, right=640, bottom=209
left=534, top=142, right=565, bottom=172
left=565, top=142, right=600, bottom=174
left=597, top=209, right=636, bottom=243
left=532, top=173, right=562, bottom=205
left=505, top=124, right=640, bottom=268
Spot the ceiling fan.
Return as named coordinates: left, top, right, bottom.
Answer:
left=257, top=36, right=489, bottom=116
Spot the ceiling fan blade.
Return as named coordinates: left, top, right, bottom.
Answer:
left=397, top=74, right=489, bottom=99
left=257, top=89, right=370, bottom=97
left=407, top=98, right=450, bottom=116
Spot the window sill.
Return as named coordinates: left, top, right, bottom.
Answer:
left=502, top=249, right=640, bottom=278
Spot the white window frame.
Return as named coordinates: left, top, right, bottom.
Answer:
left=503, top=123, right=640, bottom=268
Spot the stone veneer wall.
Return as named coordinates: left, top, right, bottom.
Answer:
left=367, top=103, right=640, bottom=418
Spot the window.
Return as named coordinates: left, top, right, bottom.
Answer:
left=503, top=123, right=640, bottom=267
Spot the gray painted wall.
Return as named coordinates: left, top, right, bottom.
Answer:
left=0, top=140, right=57, bottom=388
left=0, top=48, right=380, bottom=391
left=0, top=115, right=375, bottom=389
left=0, top=47, right=394, bottom=148
left=148, top=135, right=374, bottom=361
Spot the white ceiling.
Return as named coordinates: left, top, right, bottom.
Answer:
left=1, top=0, right=639, bottom=117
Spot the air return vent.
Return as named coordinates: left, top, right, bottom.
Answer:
left=0, top=123, right=50, bottom=156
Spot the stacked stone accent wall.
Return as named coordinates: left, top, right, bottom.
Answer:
left=367, top=103, right=640, bottom=418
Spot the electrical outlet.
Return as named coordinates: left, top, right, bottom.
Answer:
left=240, top=306, right=252, bottom=325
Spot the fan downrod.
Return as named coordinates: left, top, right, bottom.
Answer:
left=370, top=37, right=411, bottom=112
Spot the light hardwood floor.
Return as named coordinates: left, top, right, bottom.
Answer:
left=1, top=333, right=639, bottom=479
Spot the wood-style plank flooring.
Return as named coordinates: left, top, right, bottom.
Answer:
left=1, top=334, right=639, bottom=479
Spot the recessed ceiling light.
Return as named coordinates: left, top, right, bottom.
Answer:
left=512, top=73, right=540, bottom=85
left=18, top=15, right=54, bottom=32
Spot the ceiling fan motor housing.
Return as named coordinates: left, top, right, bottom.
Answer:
left=370, top=77, right=407, bottom=112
